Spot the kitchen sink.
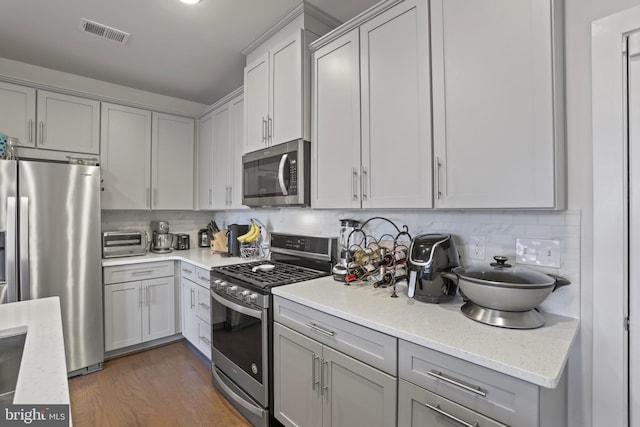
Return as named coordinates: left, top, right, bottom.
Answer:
left=0, top=328, right=27, bottom=404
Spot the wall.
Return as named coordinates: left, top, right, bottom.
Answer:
left=0, top=57, right=207, bottom=116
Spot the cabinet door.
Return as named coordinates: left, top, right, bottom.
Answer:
left=229, top=94, right=246, bottom=209
left=244, top=53, right=270, bottom=153
left=270, top=30, right=304, bottom=146
left=197, top=111, right=214, bottom=209
left=360, top=0, right=432, bottom=209
left=398, top=379, right=508, bottom=427
left=142, top=276, right=176, bottom=342
left=104, top=282, right=143, bottom=351
left=274, top=323, right=323, bottom=427
left=311, top=29, right=362, bottom=209
left=431, top=0, right=558, bottom=208
left=36, top=90, right=100, bottom=154
left=151, top=113, right=194, bottom=210
left=0, top=81, right=36, bottom=147
left=101, top=103, right=152, bottom=210
left=181, top=279, right=198, bottom=346
left=322, top=345, right=397, bottom=427
left=212, top=103, right=232, bottom=209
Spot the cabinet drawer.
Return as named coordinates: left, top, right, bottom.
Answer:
left=196, top=285, right=211, bottom=323
left=196, top=318, right=212, bottom=359
left=195, top=267, right=211, bottom=288
left=104, top=261, right=175, bottom=284
left=180, top=262, right=196, bottom=282
left=398, top=379, right=508, bottom=427
left=274, top=296, right=397, bottom=375
left=399, top=340, right=539, bottom=427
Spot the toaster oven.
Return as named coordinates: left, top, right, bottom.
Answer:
left=102, top=231, right=148, bottom=258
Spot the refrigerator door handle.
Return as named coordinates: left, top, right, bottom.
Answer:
left=18, top=197, right=30, bottom=301
left=6, top=197, right=17, bottom=303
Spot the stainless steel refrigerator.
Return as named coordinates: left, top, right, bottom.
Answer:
left=0, top=159, right=104, bottom=375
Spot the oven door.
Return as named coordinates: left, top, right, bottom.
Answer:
left=210, top=289, right=268, bottom=407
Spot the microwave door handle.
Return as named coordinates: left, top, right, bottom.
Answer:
left=278, top=154, right=289, bottom=196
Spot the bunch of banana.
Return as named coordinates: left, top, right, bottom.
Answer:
left=237, top=219, right=261, bottom=243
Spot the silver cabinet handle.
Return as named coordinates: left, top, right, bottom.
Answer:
left=436, top=157, right=443, bottom=199
left=146, top=188, right=151, bottom=209
left=311, top=353, right=320, bottom=391
left=198, top=302, right=210, bottom=310
left=182, top=267, right=193, bottom=274
left=28, top=119, right=33, bottom=143
left=425, top=403, right=479, bottom=427
left=39, top=121, right=44, bottom=144
left=200, top=336, right=211, bottom=345
left=209, top=188, right=212, bottom=206
left=131, top=270, right=153, bottom=276
left=321, top=359, right=329, bottom=395
left=362, top=167, right=368, bottom=200
left=427, top=370, right=487, bottom=397
left=306, top=322, right=335, bottom=337
left=190, top=288, right=195, bottom=309
left=352, top=168, right=359, bottom=201
left=153, top=188, right=158, bottom=207
left=268, top=116, right=273, bottom=146
left=197, top=274, right=209, bottom=281
left=138, top=287, right=141, bottom=307
left=262, top=117, right=267, bottom=143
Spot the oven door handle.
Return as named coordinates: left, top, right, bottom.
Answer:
left=212, top=368, right=265, bottom=418
left=211, top=291, right=262, bottom=319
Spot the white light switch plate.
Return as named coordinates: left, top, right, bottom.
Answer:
left=515, top=238, right=561, bottom=268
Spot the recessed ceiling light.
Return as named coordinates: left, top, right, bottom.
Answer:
left=180, top=0, right=200, bottom=4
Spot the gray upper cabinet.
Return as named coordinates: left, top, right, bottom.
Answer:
left=431, top=0, right=565, bottom=209
left=0, top=81, right=36, bottom=148
left=311, top=0, right=432, bottom=209
left=101, top=103, right=152, bottom=210
left=36, top=90, right=100, bottom=155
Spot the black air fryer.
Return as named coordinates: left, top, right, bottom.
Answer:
left=407, top=234, right=461, bottom=303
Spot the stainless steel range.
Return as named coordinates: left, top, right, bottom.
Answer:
left=210, top=233, right=337, bottom=427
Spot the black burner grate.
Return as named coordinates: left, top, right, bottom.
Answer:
left=213, top=260, right=328, bottom=289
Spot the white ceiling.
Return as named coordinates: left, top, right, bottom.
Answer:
left=0, top=0, right=379, bottom=106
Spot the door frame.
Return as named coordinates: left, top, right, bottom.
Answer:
left=592, top=5, right=640, bottom=425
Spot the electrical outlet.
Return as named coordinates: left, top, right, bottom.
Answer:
left=515, top=238, right=561, bottom=268
left=470, top=235, right=485, bottom=260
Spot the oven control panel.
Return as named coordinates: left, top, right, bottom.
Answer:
left=211, top=279, right=268, bottom=309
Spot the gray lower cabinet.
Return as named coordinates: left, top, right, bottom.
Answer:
left=180, top=262, right=212, bottom=359
left=103, top=261, right=177, bottom=352
left=274, top=322, right=397, bottom=427
left=398, top=340, right=567, bottom=427
left=398, top=379, right=507, bottom=427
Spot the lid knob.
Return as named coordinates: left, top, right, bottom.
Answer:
left=490, top=256, right=512, bottom=268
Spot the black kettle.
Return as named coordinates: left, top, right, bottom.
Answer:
left=407, top=234, right=461, bottom=303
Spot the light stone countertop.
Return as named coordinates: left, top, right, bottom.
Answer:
left=272, top=277, right=580, bottom=389
left=0, top=297, right=69, bottom=404
left=101, top=248, right=251, bottom=270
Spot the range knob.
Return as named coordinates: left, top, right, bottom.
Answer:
left=249, top=293, right=258, bottom=303
left=228, top=285, right=238, bottom=294
left=214, top=279, right=222, bottom=285
left=218, top=281, right=228, bottom=290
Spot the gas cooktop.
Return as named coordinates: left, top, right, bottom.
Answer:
left=211, top=260, right=329, bottom=289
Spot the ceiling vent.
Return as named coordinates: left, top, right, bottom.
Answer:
left=79, top=18, right=130, bottom=45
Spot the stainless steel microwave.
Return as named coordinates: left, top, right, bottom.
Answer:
left=242, top=139, right=310, bottom=207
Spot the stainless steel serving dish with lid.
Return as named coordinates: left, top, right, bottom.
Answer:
left=442, top=256, right=570, bottom=329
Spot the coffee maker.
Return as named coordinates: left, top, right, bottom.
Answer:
left=407, top=234, right=460, bottom=303
left=150, top=221, right=173, bottom=253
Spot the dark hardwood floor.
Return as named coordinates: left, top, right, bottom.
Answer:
left=68, top=340, right=251, bottom=427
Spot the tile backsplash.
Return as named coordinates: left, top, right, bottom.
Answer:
left=102, top=208, right=581, bottom=319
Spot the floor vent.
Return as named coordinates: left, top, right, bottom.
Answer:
left=79, top=18, right=130, bottom=45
